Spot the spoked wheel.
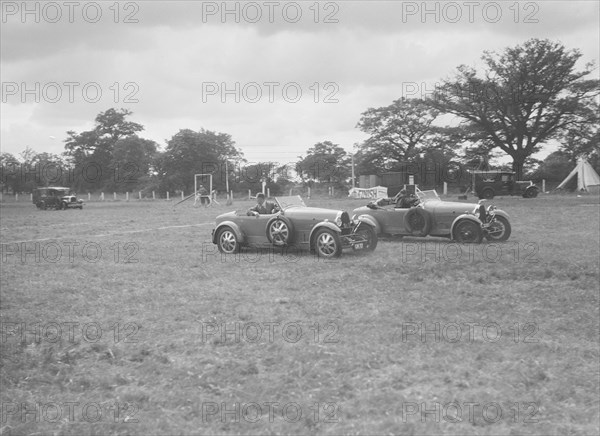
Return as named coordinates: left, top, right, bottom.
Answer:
left=217, top=227, right=240, bottom=254
left=268, top=219, right=291, bottom=246
left=485, top=216, right=511, bottom=242
left=453, top=219, right=483, bottom=243
left=356, top=225, right=378, bottom=252
left=314, top=229, right=342, bottom=258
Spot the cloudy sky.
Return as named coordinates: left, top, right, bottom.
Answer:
left=1, top=0, right=598, bottom=165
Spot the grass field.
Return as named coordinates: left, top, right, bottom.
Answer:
left=1, top=194, right=599, bottom=435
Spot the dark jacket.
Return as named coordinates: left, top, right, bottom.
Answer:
left=248, top=201, right=278, bottom=215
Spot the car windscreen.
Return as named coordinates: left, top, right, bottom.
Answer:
left=417, top=190, right=440, bottom=201
left=275, top=195, right=306, bottom=209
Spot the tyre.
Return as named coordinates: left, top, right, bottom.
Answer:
left=404, top=208, right=432, bottom=237
left=267, top=218, right=293, bottom=246
left=485, top=216, right=511, bottom=242
left=356, top=225, right=378, bottom=252
left=314, top=228, right=342, bottom=258
left=453, top=219, right=483, bottom=243
left=523, top=187, right=538, bottom=198
left=216, top=227, right=241, bottom=254
left=482, top=188, right=494, bottom=200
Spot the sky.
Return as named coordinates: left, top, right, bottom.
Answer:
left=1, top=0, right=599, bottom=166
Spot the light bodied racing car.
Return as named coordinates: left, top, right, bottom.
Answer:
left=212, top=196, right=378, bottom=258
left=352, top=188, right=511, bottom=243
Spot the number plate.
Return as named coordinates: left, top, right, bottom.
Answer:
left=353, top=242, right=364, bottom=250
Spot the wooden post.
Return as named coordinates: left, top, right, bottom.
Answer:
left=248, top=189, right=251, bottom=200
left=114, top=192, right=117, bottom=200
left=267, top=188, right=270, bottom=198
left=443, top=182, right=448, bottom=196
left=152, top=191, right=155, bottom=200
left=88, top=193, right=91, bottom=201
left=289, top=188, right=293, bottom=196
left=126, top=192, right=129, bottom=201
left=15, top=193, right=18, bottom=202
left=30, top=193, right=33, bottom=201
left=308, top=187, right=311, bottom=199
left=100, top=192, right=104, bottom=201
left=181, top=191, right=184, bottom=200
left=542, top=179, right=546, bottom=193
left=166, top=191, right=169, bottom=201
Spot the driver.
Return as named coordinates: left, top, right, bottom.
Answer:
left=247, top=192, right=279, bottom=215
left=373, top=188, right=417, bottom=208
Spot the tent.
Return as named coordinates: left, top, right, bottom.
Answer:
left=555, top=158, right=600, bottom=193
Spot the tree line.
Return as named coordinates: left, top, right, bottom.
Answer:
left=1, top=38, right=598, bottom=195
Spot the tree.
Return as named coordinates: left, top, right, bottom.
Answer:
left=157, top=129, right=242, bottom=193
left=558, top=101, right=599, bottom=162
left=107, top=137, right=159, bottom=192
left=63, top=108, right=144, bottom=190
left=0, top=152, right=21, bottom=193
left=296, top=141, right=351, bottom=184
left=356, top=98, right=441, bottom=170
left=430, top=38, right=599, bottom=179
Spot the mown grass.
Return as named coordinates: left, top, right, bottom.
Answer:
left=1, top=194, right=598, bottom=435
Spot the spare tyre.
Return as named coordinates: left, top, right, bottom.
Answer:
left=404, top=208, right=432, bottom=237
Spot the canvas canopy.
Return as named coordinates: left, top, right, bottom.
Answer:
left=556, top=158, right=600, bottom=192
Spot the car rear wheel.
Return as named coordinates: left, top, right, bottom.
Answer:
left=217, top=227, right=240, bottom=254
left=485, top=216, right=511, bottom=242
left=356, top=225, right=377, bottom=251
left=453, top=219, right=483, bottom=243
left=523, top=187, right=538, bottom=198
left=314, top=229, right=342, bottom=258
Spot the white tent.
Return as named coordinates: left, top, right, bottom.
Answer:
left=556, top=158, right=600, bottom=193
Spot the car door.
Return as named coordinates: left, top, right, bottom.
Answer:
left=238, top=214, right=275, bottom=245
left=373, top=207, right=409, bottom=234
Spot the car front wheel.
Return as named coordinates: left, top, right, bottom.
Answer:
left=453, top=219, right=483, bottom=243
left=485, top=216, right=511, bottom=242
left=267, top=219, right=292, bottom=246
left=314, top=229, right=342, bottom=258
left=356, top=225, right=378, bottom=251
left=482, top=188, right=494, bottom=200
left=217, top=227, right=240, bottom=254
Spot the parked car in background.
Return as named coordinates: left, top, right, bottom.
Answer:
left=33, top=187, right=84, bottom=210
left=212, top=196, right=377, bottom=258
left=470, top=170, right=539, bottom=199
left=353, top=188, right=511, bottom=243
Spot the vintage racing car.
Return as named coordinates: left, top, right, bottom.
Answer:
left=212, top=196, right=377, bottom=258
left=352, top=188, right=510, bottom=243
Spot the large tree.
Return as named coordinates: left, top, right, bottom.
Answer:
left=156, top=129, right=242, bottom=193
left=63, top=108, right=144, bottom=190
left=106, top=136, right=159, bottom=192
left=430, top=38, right=599, bottom=178
left=296, top=141, right=351, bottom=184
left=356, top=98, right=441, bottom=171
